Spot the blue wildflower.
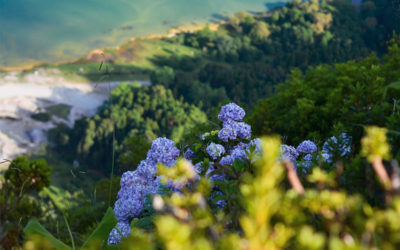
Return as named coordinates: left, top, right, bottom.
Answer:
left=280, top=144, right=299, bottom=162
left=184, top=148, right=196, bottom=160
left=303, top=154, right=313, bottom=161
left=220, top=120, right=251, bottom=141
left=114, top=196, right=144, bottom=222
left=206, top=143, right=225, bottom=160
left=322, top=133, right=352, bottom=163
left=193, top=162, right=203, bottom=174
left=107, top=222, right=131, bottom=245
left=300, top=161, right=312, bottom=172
left=110, top=137, right=180, bottom=245
left=219, top=155, right=235, bottom=165
left=230, top=147, right=248, bottom=161
left=134, top=160, right=158, bottom=179
left=215, top=199, right=227, bottom=209
left=234, top=142, right=250, bottom=150
left=218, top=126, right=237, bottom=142
left=166, top=178, right=186, bottom=192
left=120, top=167, right=154, bottom=188
left=206, top=164, right=225, bottom=182
left=296, top=140, right=317, bottom=154
left=146, top=137, right=180, bottom=166
left=235, top=122, right=251, bottom=139
left=218, top=103, right=245, bottom=122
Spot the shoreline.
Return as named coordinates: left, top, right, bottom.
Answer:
left=0, top=22, right=221, bottom=72
left=0, top=68, right=150, bottom=161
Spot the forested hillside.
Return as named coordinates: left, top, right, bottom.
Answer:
left=49, top=84, right=206, bottom=174
left=150, top=0, right=399, bottom=110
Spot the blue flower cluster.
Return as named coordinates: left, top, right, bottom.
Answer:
left=206, top=164, right=226, bottom=182
left=213, top=191, right=227, bottom=209
left=280, top=144, right=299, bottom=162
left=184, top=148, right=196, bottom=160
left=204, top=104, right=258, bottom=167
left=191, top=104, right=263, bottom=210
left=296, top=140, right=318, bottom=154
left=230, top=146, right=248, bottom=161
left=108, top=137, right=179, bottom=245
left=322, top=133, right=352, bottom=163
left=218, top=103, right=251, bottom=142
left=170, top=103, right=256, bottom=209
left=283, top=140, right=317, bottom=172
left=107, top=222, right=131, bottom=245
left=281, top=134, right=352, bottom=172
left=219, top=155, right=235, bottom=165
left=206, top=143, right=226, bottom=160
left=146, top=138, right=180, bottom=166
left=218, top=120, right=252, bottom=142
left=218, top=103, right=245, bottom=122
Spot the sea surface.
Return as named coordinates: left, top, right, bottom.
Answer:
left=0, top=0, right=288, bottom=68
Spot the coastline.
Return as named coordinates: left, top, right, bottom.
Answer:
left=0, top=22, right=221, bottom=72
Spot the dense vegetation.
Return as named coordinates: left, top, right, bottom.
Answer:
left=249, top=36, right=400, bottom=151
left=247, top=37, right=400, bottom=205
left=150, top=0, right=399, bottom=111
left=1, top=0, right=400, bottom=249
left=0, top=157, right=52, bottom=248
left=22, top=104, right=400, bottom=250
left=49, top=83, right=206, bottom=174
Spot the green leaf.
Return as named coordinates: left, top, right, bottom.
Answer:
left=81, top=207, right=118, bottom=249
left=387, top=128, right=400, bottom=136
left=24, top=220, right=71, bottom=250
left=104, top=244, right=120, bottom=250
left=232, top=159, right=245, bottom=172
left=132, top=216, right=154, bottom=231
left=383, top=81, right=400, bottom=98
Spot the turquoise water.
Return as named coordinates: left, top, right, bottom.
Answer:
left=0, top=0, right=287, bottom=68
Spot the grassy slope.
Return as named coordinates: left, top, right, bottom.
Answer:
left=40, top=37, right=203, bottom=82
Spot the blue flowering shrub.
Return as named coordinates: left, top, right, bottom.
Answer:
left=24, top=103, right=400, bottom=249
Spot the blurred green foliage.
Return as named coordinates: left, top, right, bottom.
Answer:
left=114, top=133, right=400, bottom=250
left=24, top=207, right=118, bottom=250
left=0, top=156, right=52, bottom=248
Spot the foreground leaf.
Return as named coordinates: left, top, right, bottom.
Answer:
left=24, top=220, right=71, bottom=250
left=81, top=207, right=118, bottom=249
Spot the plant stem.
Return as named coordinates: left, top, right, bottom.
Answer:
left=284, top=160, right=305, bottom=195
left=63, top=215, right=75, bottom=250
left=372, top=156, right=391, bottom=189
